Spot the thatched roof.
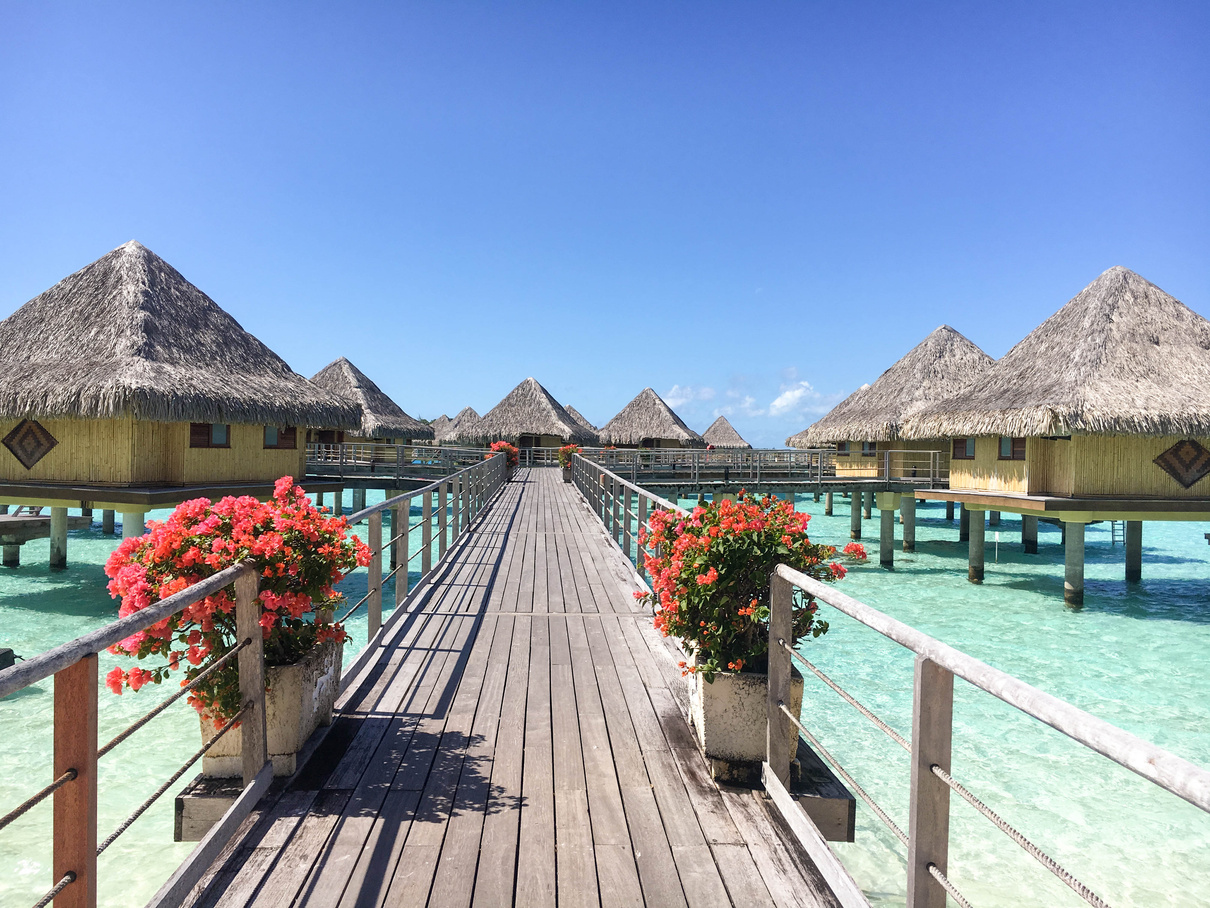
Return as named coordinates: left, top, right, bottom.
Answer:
left=430, top=414, right=451, bottom=438
left=460, top=378, right=595, bottom=445
left=787, top=326, right=992, bottom=447
left=565, top=405, right=598, bottom=433
left=438, top=407, right=481, bottom=444
left=703, top=415, right=751, bottom=448
left=599, top=388, right=706, bottom=447
left=903, top=267, right=1210, bottom=439
left=0, top=241, right=358, bottom=428
left=310, top=358, right=434, bottom=439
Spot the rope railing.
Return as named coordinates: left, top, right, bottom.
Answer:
left=30, top=872, right=76, bottom=908
left=777, top=700, right=908, bottom=846
left=0, top=769, right=77, bottom=833
left=97, top=639, right=251, bottom=759
left=96, top=702, right=250, bottom=856
left=926, top=864, right=973, bottom=908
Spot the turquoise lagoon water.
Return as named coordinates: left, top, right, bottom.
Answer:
left=2, top=488, right=1208, bottom=907
left=0, top=490, right=422, bottom=908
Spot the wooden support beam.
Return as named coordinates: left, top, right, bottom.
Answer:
left=50, top=506, right=68, bottom=570
left=1125, top=521, right=1142, bottom=583
left=863, top=492, right=872, bottom=519
left=54, top=654, right=98, bottom=908
left=2, top=544, right=17, bottom=568
left=902, top=495, right=916, bottom=553
left=988, top=510, right=1000, bottom=526
left=766, top=573, right=794, bottom=788
left=367, top=511, right=382, bottom=639
left=1065, top=522, right=1085, bottom=608
left=850, top=491, right=862, bottom=540
left=1021, top=515, right=1038, bottom=554
left=824, top=491, right=833, bottom=516
left=945, top=501, right=954, bottom=521
left=958, top=504, right=969, bottom=542
left=906, top=656, right=953, bottom=908
left=101, top=510, right=114, bottom=534
left=968, top=511, right=984, bottom=583
left=234, top=571, right=268, bottom=787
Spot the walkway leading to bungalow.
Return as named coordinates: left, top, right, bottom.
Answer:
left=179, top=468, right=842, bottom=908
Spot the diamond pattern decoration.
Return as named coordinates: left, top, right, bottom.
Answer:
left=3, top=419, right=58, bottom=470
left=1153, top=438, right=1210, bottom=489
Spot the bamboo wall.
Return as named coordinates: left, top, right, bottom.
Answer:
left=947, top=437, right=1028, bottom=492
left=0, top=417, right=304, bottom=487
left=834, top=453, right=879, bottom=477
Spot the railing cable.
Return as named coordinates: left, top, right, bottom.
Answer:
left=30, top=871, right=75, bottom=908
left=930, top=763, right=1112, bottom=908
left=0, top=769, right=77, bottom=833
left=97, top=639, right=250, bottom=759
left=96, top=702, right=249, bottom=856
left=777, top=701, right=907, bottom=846
left=781, top=641, right=910, bottom=752
left=927, top=863, right=974, bottom=908
left=338, top=589, right=375, bottom=624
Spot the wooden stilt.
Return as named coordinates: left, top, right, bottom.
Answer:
left=968, top=511, right=985, bottom=583
left=959, top=504, right=970, bottom=542
left=850, top=491, right=862, bottom=540
left=880, top=506, right=895, bottom=569
left=2, top=544, right=18, bottom=568
left=863, top=492, right=872, bottom=519
left=945, top=501, right=954, bottom=521
left=824, top=491, right=833, bottom=515
left=1021, top=515, right=1038, bottom=554
left=121, top=512, right=144, bottom=539
left=1064, top=522, right=1085, bottom=608
left=1125, top=521, right=1142, bottom=583
left=49, top=507, right=68, bottom=570
left=101, top=510, right=114, bottom=534
left=902, top=495, right=916, bottom=552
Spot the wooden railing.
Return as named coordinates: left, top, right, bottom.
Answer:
left=0, top=452, right=508, bottom=908
left=573, top=456, right=1210, bottom=908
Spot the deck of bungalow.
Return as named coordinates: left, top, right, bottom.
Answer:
left=178, top=469, right=842, bottom=908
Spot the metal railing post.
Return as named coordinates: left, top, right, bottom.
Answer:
left=422, top=491, right=433, bottom=576
left=234, top=570, right=268, bottom=788
left=907, top=655, right=954, bottom=908
left=53, top=654, right=98, bottom=908
left=767, top=572, right=794, bottom=788
left=367, top=511, right=383, bottom=638
left=438, top=483, right=448, bottom=558
left=395, top=500, right=408, bottom=606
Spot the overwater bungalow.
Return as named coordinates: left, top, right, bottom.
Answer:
left=308, top=357, right=434, bottom=445
left=429, top=413, right=451, bottom=442
left=437, top=406, right=482, bottom=445
left=599, top=387, right=706, bottom=448
left=460, top=378, right=594, bottom=448
left=903, top=266, right=1210, bottom=604
left=0, top=240, right=357, bottom=560
left=702, top=414, right=751, bottom=449
left=786, top=325, right=993, bottom=481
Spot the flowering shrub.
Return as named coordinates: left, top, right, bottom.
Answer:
left=842, top=542, right=868, bottom=561
left=557, top=444, right=581, bottom=468
left=635, top=491, right=863, bottom=682
left=104, top=477, right=371, bottom=722
left=489, top=440, right=519, bottom=469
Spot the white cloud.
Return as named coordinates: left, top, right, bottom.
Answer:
left=768, top=380, right=828, bottom=417
left=664, top=384, right=715, bottom=408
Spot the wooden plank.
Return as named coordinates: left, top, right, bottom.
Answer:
left=515, top=608, right=556, bottom=907
left=241, top=788, right=353, bottom=907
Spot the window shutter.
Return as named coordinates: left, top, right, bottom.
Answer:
left=190, top=423, right=210, bottom=447
left=280, top=427, right=297, bottom=449
left=1013, top=437, right=1027, bottom=460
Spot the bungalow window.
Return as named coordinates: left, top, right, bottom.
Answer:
left=952, top=438, right=975, bottom=460
left=835, top=441, right=850, bottom=457
left=264, top=426, right=297, bottom=450
left=999, top=436, right=1026, bottom=461
left=190, top=423, right=230, bottom=449
left=861, top=441, right=877, bottom=457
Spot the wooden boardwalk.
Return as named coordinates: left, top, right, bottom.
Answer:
left=181, top=469, right=842, bottom=908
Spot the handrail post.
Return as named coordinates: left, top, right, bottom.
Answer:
left=637, top=494, right=648, bottom=581
left=907, top=655, right=954, bottom=908
left=438, top=483, right=448, bottom=558
left=235, top=570, right=268, bottom=787
left=451, top=474, right=461, bottom=541
left=767, top=572, right=794, bottom=788
left=612, top=479, right=622, bottom=543
left=54, top=654, right=98, bottom=908
left=394, top=500, right=408, bottom=606
left=422, top=491, right=433, bottom=576
left=623, top=488, right=634, bottom=559
left=367, top=510, right=383, bottom=639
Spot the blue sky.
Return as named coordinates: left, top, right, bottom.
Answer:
left=1, top=2, right=1207, bottom=446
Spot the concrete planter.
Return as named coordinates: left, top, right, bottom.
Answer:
left=561, top=465, right=572, bottom=483
left=688, top=665, right=804, bottom=784
left=201, top=637, right=343, bottom=777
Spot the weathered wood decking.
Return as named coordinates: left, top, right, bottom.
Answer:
left=181, top=469, right=841, bottom=908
